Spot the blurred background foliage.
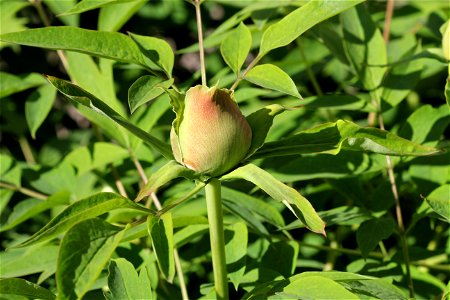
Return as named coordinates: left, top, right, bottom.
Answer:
left=0, top=0, right=449, bottom=299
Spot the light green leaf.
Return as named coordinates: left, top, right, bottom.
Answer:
left=0, top=244, right=58, bottom=278
left=259, top=0, right=363, bottom=56
left=135, top=160, right=195, bottom=202
left=0, top=27, right=147, bottom=67
left=0, top=278, right=55, bottom=300
left=63, top=142, right=129, bottom=175
left=221, top=22, right=252, bottom=76
left=244, top=64, right=300, bottom=98
left=98, top=0, right=147, bottom=32
left=0, top=1, right=29, bottom=49
left=280, top=276, right=358, bottom=299
left=25, top=84, right=57, bottom=139
left=128, top=75, right=174, bottom=113
left=16, top=192, right=152, bottom=248
left=245, top=104, right=286, bottom=159
left=221, top=164, right=325, bottom=235
left=107, top=258, right=152, bottom=300
left=341, top=4, right=387, bottom=91
left=425, top=185, right=450, bottom=222
left=45, top=75, right=173, bottom=160
left=173, top=224, right=209, bottom=248
left=300, top=95, right=375, bottom=112
left=57, top=218, right=126, bottom=300
left=147, top=213, right=175, bottom=282
left=0, top=72, right=46, bottom=98
left=0, top=191, right=70, bottom=232
left=356, top=217, right=396, bottom=258
left=253, top=120, right=441, bottom=159
left=225, top=222, right=248, bottom=289
left=446, top=73, right=450, bottom=106
left=129, top=32, right=174, bottom=77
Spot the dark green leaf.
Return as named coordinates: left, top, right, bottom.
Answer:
left=0, top=27, right=147, bottom=67
left=221, top=22, right=252, bottom=76
left=98, top=0, right=147, bottom=32
left=147, top=213, right=175, bottom=282
left=57, top=218, right=126, bottom=300
left=46, top=75, right=174, bottom=159
left=128, top=75, right=173, bottom=113
left=61, top=0, right=139, bottom=15
left=356, top=217, right=396, bottom=258
left=0, top=278, right=55, bottom=300
left=129, top=32, right=174, bottom=77
left=253, top=120, right=440, bottom=159
left=341, top=4, right=387, bottom=91
left=245, top=104, right=286, bottom=159
left=16, top=192, right=152, bottom=248
left=107, top=258, right=152, bottom=300
left=259, top=0, right=363, bottom=56
left=260, top=241, right=299, bottom=278
left=25, top=83, right=57, bottom=139
left=173, top=224, right=209, bottom=248
left=244, top=64, right=300, bottom=98
left=222, top=164, right=325, bottom=235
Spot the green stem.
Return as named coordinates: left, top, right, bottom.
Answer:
left=194, top=0, right=206, bottom=86
left=205, top=179, right=228, bottom=300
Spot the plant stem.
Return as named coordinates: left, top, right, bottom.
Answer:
left=194, top=0, right=206, bottom=86
left=230, top=55, right=261, bottom=91
left=18, top=136, right=36, bottom=165
left=0, top=181, right=47, bottom=200
left=205, top=178, right=228, bottom=300
left=298, top=41, right=323, bottom=96
left=383, top=0, right=395, bottom=44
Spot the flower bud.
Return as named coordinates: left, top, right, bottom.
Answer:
left=170, top=85, right=252, bottom=177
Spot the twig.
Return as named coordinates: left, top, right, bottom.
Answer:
left=194, top=0, right=206, bottom=86
left=383, top=0, right=395, bottom=44
left=298, top=41, right=323, bottom=96
left=230, top=55, right=261, bottom=91
left=0, top=181, right=47, bottom=200
left=18, top=136, right=36, bottom=165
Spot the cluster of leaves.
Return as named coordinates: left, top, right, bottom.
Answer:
left=0, top=0, right=449, bottom=299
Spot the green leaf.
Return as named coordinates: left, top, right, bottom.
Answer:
left=225, top=222, right=248, bottom=289
left=245, top=104, right=286, bottom=159
left=98, top=0, right=147, bottom=32
left=0, top=244, right=58, bottom=278
left=107, top=258, right=152, bottom=300
left=381, top=42, right=422, bottom=108
left=25, top=84, right=57, bottom=139
left=57, top=218, right=126, bottom=300
left=220, top=22, right=252, bottom=76
left=135, top=160, right=195, bottom=202
left=63, top=142, right=129, bottom=175
left=221, top=164, right=325, bottom=235
left=147, top=213, right=175, bottom=282
left=0, top=72, right=46, bottom=98
left=341, top=4, right=387, bottom=91
left=16, top=192, right=152, bottom=248
left=0, top=278, right=55, bottom=300
left=244, top=64, right=300, bottom=98
left=43, top=0, right=79, bottom=27
left=259, top=0, right=363, bottom=56
left=0, top=191, right=70, bottom=232
left=356, top=217, right=396, bottom=258
left=128, top=75, right=174, bottom=113
left=300, top=95, right=375, bottom=111
left=173, top=224, right=209, bottom=248
left=129, top=32, right=174, bottom=77
left=253, top=120, right=441, bottom=159
left=61, top=0, right=138, bottom=15
left=261, top=241, right=299, bottom=278
left=0, top=27, right=147, bottom=67
left=45, top=75, right=174, bottom=160
left=0, top=1, right=29, bottom=49
left=280, top=276, right=359, bottom=299
left=222, top=186, right=285, bottom=227
left=425, top=185, right=450, bottom=222
left=445, top=73, right=450, bottom=106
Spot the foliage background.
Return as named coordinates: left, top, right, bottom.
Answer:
left=0, top=0, right=449, bottom=299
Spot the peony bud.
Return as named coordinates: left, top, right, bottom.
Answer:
left=170, top=85, right=252, bottom=177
